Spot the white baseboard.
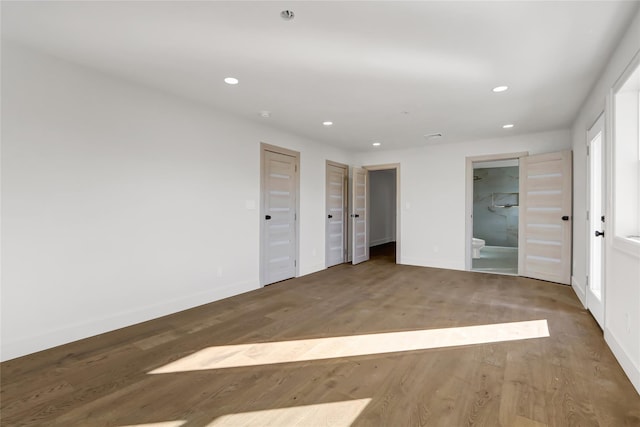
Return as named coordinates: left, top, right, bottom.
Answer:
left=0, top=280, right=257, bottom=362
left=399, top=257, right=428, bottom=268
left=300, top=263, right=326, bottom=276
left=400, top=257, right=463, bottom=271
left=605, top=328, right=640, bottom=395
left=370, top=237, right=394, bottom=247
left=571, top=276, right=587, bottom=308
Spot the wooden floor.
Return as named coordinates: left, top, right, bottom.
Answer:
left=2, top=243, right=639, bottom=426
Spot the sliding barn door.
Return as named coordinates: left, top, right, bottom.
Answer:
left=351, top=167, right=369, bottom=265
left=519, top=151, right=572, bottom=284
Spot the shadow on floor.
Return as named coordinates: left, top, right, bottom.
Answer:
left=369, top=242, right=396, bottom=264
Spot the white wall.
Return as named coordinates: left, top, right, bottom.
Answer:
left=0, top=41, right=351, bottom=361
left=369, top=169, right=396, bottom=246
left=354, top=130, right=571, bottom=270
left=571, top=9, right=640, bottom=393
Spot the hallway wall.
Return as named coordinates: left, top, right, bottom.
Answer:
left=369, top=169, right=397, bottom=247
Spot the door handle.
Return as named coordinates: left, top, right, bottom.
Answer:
left=595, top=230, right=604, bottom=237
left=351, top=214, right=360, bottom=218
left=265, top=215, right=271, bottom=220
left=561, top=216, right=570, bottom=221
left=328, top=214, right=333, bottom=219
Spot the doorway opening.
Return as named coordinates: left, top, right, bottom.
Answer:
left=471, top=159, right=520, bottom=275
left=365, top=164, right=400, bottom=264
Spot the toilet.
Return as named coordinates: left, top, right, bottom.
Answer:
left=472, top=238, right=485, bottom=259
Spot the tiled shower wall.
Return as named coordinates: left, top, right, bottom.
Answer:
left=473, top=166, right=519, bottom=247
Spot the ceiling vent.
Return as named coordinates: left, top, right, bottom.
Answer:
left=280, top=10, right=295, bottom=20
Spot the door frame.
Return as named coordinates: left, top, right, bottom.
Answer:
left=260, top=143, right=300, bottom=286
left=364, top=163, right=401, bottom=264
left=465, top=152, right=528, bottom=271
left=325, top=160, right=349, bottom=267
left=586, top=112, right=606, bottom=328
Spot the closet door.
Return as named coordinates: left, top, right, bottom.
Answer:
left=326, top=162, right=348, bottom=267
left=261, top=145, right=299, bottom=285
left=351, top=167, right=369, bottom=265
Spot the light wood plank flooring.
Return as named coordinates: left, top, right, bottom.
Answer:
left=2, top=243, right=639, bottom=426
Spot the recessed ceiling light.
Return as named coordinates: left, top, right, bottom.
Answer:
left=492, top=85, right=509, bottom=93
left=502, top=124, right=515, bottom=129
left=260, top=111, right=271, bottom=118
left=224, top=77, right=239, bottom=85
left=322, top=121, right=333, bottom=126
left=372, top=142, right=381, bottom=147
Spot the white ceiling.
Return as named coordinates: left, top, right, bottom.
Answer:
left=2, top=1, right=638, bottom=151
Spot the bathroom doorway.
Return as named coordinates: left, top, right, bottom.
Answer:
left=471, top=159, right=519, bottom=274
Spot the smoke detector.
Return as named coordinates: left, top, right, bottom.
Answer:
left=280, top=10, right=295, bottom=20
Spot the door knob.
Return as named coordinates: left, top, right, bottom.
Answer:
left=265, top=215, right=271, bottom=220
left=562, top=216, right=570, bottom=221
left=351, top=214, right=360, bottom=218
left=595, top=230, right=604, bottom=237
left=328, top=214, right=333, bottom=219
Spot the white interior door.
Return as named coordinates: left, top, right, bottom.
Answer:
left=587, top=115, right=605, bottom=328
left=519, top=150, right=572, bottom=284
left=326, top=162, right=348, bottom=267
left=351, top=167, right=369, bottom=265
left=261, top=147, right=298, bottom=285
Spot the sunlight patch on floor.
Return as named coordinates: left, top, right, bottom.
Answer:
left=119, top=422, right=186, bottom=427
left=206, top=398, right=372, bottom=427
left=149, top=319, right=549, bottom=374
